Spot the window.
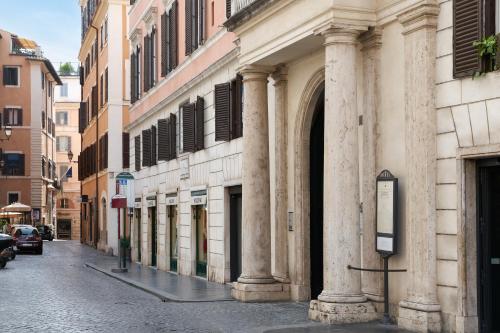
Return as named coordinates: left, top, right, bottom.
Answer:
left=56, top=136, right=71, bottom=152
left=2, top=153, right=25, bottom=176
left=60, top=83, right=68, bottom=97
left=3, top=108, right=23, bottom=126
left=48, top=117, right=52, bottom=134
left=182, top=96, right=204, bottom=153
left=105, top=67, right=108, bottom=103
left=158, top=113, right=177, bottom=161
left=214, top=75, right=243, bottom=141
left=41, top=72, right=45, bottom=89
left=100, top=74, right=104, bottom=106
left=59, top=164, right=71, bottom=181
left=104, top=17, right=108, bottom=44
left=8, top=192, right=19, bottom=205
left=100, top=25, right=104, bottom=49
left=42, top=157, right=46, bottom=178
left=134, top=135, right=141, bottom=171
left=185, top=0, right=205, bottom=55
left=60, top=198, right=70, bottom=208
left=56, top=111, right=68, bottom=125
left=143, top=27, right=157, bottom=92
left=131, top=46, right=142, bottom=103
left=161, top=1, right=179, bottom=77
left=3, top=66, right=19, bottom=86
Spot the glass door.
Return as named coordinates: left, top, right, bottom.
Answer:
left=195, top=205, right=207, bottom=278
left=169, top=206, right=178, bottom=272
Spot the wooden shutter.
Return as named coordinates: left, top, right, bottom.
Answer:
left=185, top=0, right=193, bottom=55
left=79, top=66, right=84, bottom=85
left=193, top=0, right=199, bottom=50
left=195, top=96, right=204, bottom=150
left=161, top=12, right=168, bottom=77
left=104, top=133, right=108, bottom=169
left=131, top=53, right=136, bottom=103
left=158, top=118, right=170, bottom=161
left=18, top=109, right=23, bottom=127
left=92, top=86, right=98, bottom=117
left=123, top=132, right=130, bottom=168
left=231, top=75, right=243, bottom=139
left=170, top=1, right=178, bottom=68
left=144, top=35, right=150, bottom=92
left=169, top=113, right=177, bottom=159
left=142, top=129, right=151, bottom=167
left=198, top=0, right=205, bottom=45
left=214, top=83, right=231, bottom=141
left=135, top=135, right=141, bottom=171
left=100, top=74, right=104, bottom=106
left=105, top=68, right=108, bottom=103
left=226, top=0, right=231, bottom=18
left=182, top=103, right=195, bottom=152
left=151, top=125, right=157, bottom=165
left=453, top=0, right=481, bottom=78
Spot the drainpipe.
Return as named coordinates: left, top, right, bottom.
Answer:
left=90, top=24, right=99, bottom=249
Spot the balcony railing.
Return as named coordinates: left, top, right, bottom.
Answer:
left=231, top=0, right=257, bottom=16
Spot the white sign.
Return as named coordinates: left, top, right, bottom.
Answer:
left=376, top=180, right=394, bottom=234
left=377, top=236, right=393, bottom=252
left=190, top=195, right=206, bottom=205
left=134, top=201, right=141, bottom=209
left=116, top=172, right=135, bottom=208
left=166, top=195, right=178, bottom=206
left=147, top=198, right=157, bottom=207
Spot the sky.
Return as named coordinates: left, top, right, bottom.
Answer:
left=0, top=0, right=81, bottom=68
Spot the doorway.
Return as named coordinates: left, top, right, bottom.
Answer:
left=135, top=208, right=141, bottom=262
left=309, top=90, right=324, bottom=300
left=57, top=219, right=71, bottom=239
left=169, top=205, right=178, bottom=272
left=477, top=160, right=500, bottom=333
left=229, top=186, right=242, bottom=282
left=149, top=207, right=157, bottom=267
left=194, top=205, right=207, bottom=278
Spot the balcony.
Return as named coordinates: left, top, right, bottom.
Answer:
left=231, top=0, right=257, bottom=16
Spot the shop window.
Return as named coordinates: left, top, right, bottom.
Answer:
left=3, top=66, right=20, bottom=86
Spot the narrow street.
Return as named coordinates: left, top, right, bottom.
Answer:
left=0, top=241, right=407, bottom=333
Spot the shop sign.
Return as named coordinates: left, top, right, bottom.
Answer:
left=146, top=195, right=157, bottom=207
left=134, top=197, right=141, bottom=209
left=190, top=190, right=207, bottom=205
left=166, top=193, right=178, bottom=206
left=375, top=170, right=398, bottom=256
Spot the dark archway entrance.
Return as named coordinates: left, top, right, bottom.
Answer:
left=309, top=90, right=324, bottom=300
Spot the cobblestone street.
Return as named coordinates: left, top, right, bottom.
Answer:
left=0, top=241, right=409, bottom=333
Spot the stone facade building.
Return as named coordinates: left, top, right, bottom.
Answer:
left=54, top=70, right=81, bottom=240
left=78, top=0, right=129, bottom=254
left=0, top=29, right=61, bottom=226
left=127, top=0, right=243, bottom=282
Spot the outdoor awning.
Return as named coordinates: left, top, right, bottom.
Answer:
left=0, top=202, right=31, bottom=212
left=0, top=212, right=22, bottom=217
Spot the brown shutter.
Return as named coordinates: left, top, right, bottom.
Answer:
left=151, top=125, right=157, bottom=165
left=182, top=103, right=195, bottom=152
left=214, top=83, right=231, bottom=141
left=104, top=133, right=108, bottom=169
left=142, top=129, right=151, bottom=167
left=79, top=102, right=87, bottom=133
left=185, top=0, right=193, bottom=55
left=232, top=74, right=243, bottom=139
left=92, top=86, right=98, bottom=117
left=195, top=96, right=204, bottom=150
left=193, top=0, right=199, bottom=50
left=158, top=118, right=170, bottom=161
left=161, top=12, right=168, bottom=77
left=144, top=35, right=150, bottom=92
left=171, top=1, right=178, bottom=68
left=226, top=0, right=231, bottom=18
left=135, top=135, right=141, bottom=171
left=105, top=68, right=108, bottom=103
left=169, top=113, right=177, bottom=160
left=18, top=108, right=23, bottom=127
left=453, top=0, right=481, bottom=78
left=100, top=74, right=104, bottom=106
left=198, top=0, right=204, bottom=45
left=123, top=132, right=130, bottom=168
left=131, top=52, right=136, bottom=103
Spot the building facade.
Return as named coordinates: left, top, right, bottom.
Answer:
left=54, top=68, right=81, bottom=240
left=222, top=0, right=500, bottom=333
left=127, top=0, right=243, bottom=283
left=78, top=0, right=129, bottom=254
left=0, top=29, right=61, bottom=226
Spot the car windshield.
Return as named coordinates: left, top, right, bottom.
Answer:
left=19, top=228, right=38, bottom=236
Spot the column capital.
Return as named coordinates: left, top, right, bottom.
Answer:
left=359, top=27, right=382, bottom=51
left=397, top=2, right=439, bottom=35
left=238, top=64, right=274, bottom=82
left=271, top=65, right=288, bottom=85
left=315, top=24, right=362, bottom=46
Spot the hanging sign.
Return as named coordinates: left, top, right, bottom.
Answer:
left=375, top=170, right=398, bottom=256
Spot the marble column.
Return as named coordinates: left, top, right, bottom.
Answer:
left=271, top=65, right=290, bottom=283
left=396, top=3, right=441, bottom=332
left=232, top=64, right=290, bottom=302
left=308, top=28, right=377, bottom=324
left=359, top=27, right=384, bottom=305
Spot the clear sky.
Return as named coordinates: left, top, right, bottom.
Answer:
left=0, top=0, right=81, bottom=68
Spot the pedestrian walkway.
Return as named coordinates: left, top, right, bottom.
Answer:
left=85, top=256, right=233, bottom=302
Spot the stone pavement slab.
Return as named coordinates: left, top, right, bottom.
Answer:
left=85, top=256, right=233, bottom=302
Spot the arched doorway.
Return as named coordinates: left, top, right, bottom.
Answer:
left=309, top=90, right=324, bottom=300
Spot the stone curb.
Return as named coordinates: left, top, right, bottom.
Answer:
left=85, top=262, right=234, bottom=303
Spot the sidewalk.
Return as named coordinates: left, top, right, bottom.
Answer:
left=85, top=256, right=233, bottom=302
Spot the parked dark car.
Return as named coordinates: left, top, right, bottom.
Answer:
left=36, top=225, right=54, bottom=241
left=11, top=226, right=43, bottom=254
left=0, top=233, right=15, bottom=268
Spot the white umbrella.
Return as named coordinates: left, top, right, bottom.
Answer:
left=1, top=202, right=31, bottom=212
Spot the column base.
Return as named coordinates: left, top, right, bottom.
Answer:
left=398, top=300, right=441, bottom=333
left=308, top=299, right=379, bottom=324
left=231, top=281, right=290, bottom=302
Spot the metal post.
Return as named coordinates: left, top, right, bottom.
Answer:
left=383, top=256, right=390, bottom=324
left=117, top=206, right=121, bottom=268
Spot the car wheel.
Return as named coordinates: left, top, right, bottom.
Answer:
left=0, top=259, right=6, bottom=269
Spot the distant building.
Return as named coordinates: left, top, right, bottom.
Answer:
left=0, top=29, right=61, bottom=226
left=54, top=64, right=81, bottom=240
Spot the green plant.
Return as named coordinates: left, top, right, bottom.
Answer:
left=59, top=62, right=75, bottom=76
left=472, top=35, right=497, bottom=77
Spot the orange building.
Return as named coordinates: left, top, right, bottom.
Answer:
left=78, top=0, right=129, bottom=253
left=0, top=29, right=61, bottom=226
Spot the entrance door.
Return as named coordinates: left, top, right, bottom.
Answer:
left=169, top=206, right=178, bottom=272
left=149, top=207, right=157, bottom=267
left=194, top=205, right=207, bottom=277
left=57, top=219, right=71, bottom=239
left=309, top=90, right=324, bottom=300
left=229, top=186, right=242, bottom=282
left=478, top=160, right=500, bottom=333
left=135, top=208, right=141, bottom=262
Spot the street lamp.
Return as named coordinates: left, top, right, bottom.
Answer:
left=67, top=150, right=74, bottom=163
left=0, top=125, right=12, bottom=141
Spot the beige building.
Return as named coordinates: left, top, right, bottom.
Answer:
left=54, top=67, right=81, bottom=240
left=221, top=0, right=500, bottom=333
left=0, top=29, right=61, bottom=226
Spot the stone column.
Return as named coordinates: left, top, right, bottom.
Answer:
left=397, top=3, right=441, bottom=332
left=271, top=65, right=290, bottom=283
left=359, top=28, right=384, bottom=305
left=232, top=65, right=290, bottom=302
left=308, top=28, right=377, bottom=324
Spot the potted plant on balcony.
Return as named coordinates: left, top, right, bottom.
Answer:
left=473, top=35, right=498, bottom=76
